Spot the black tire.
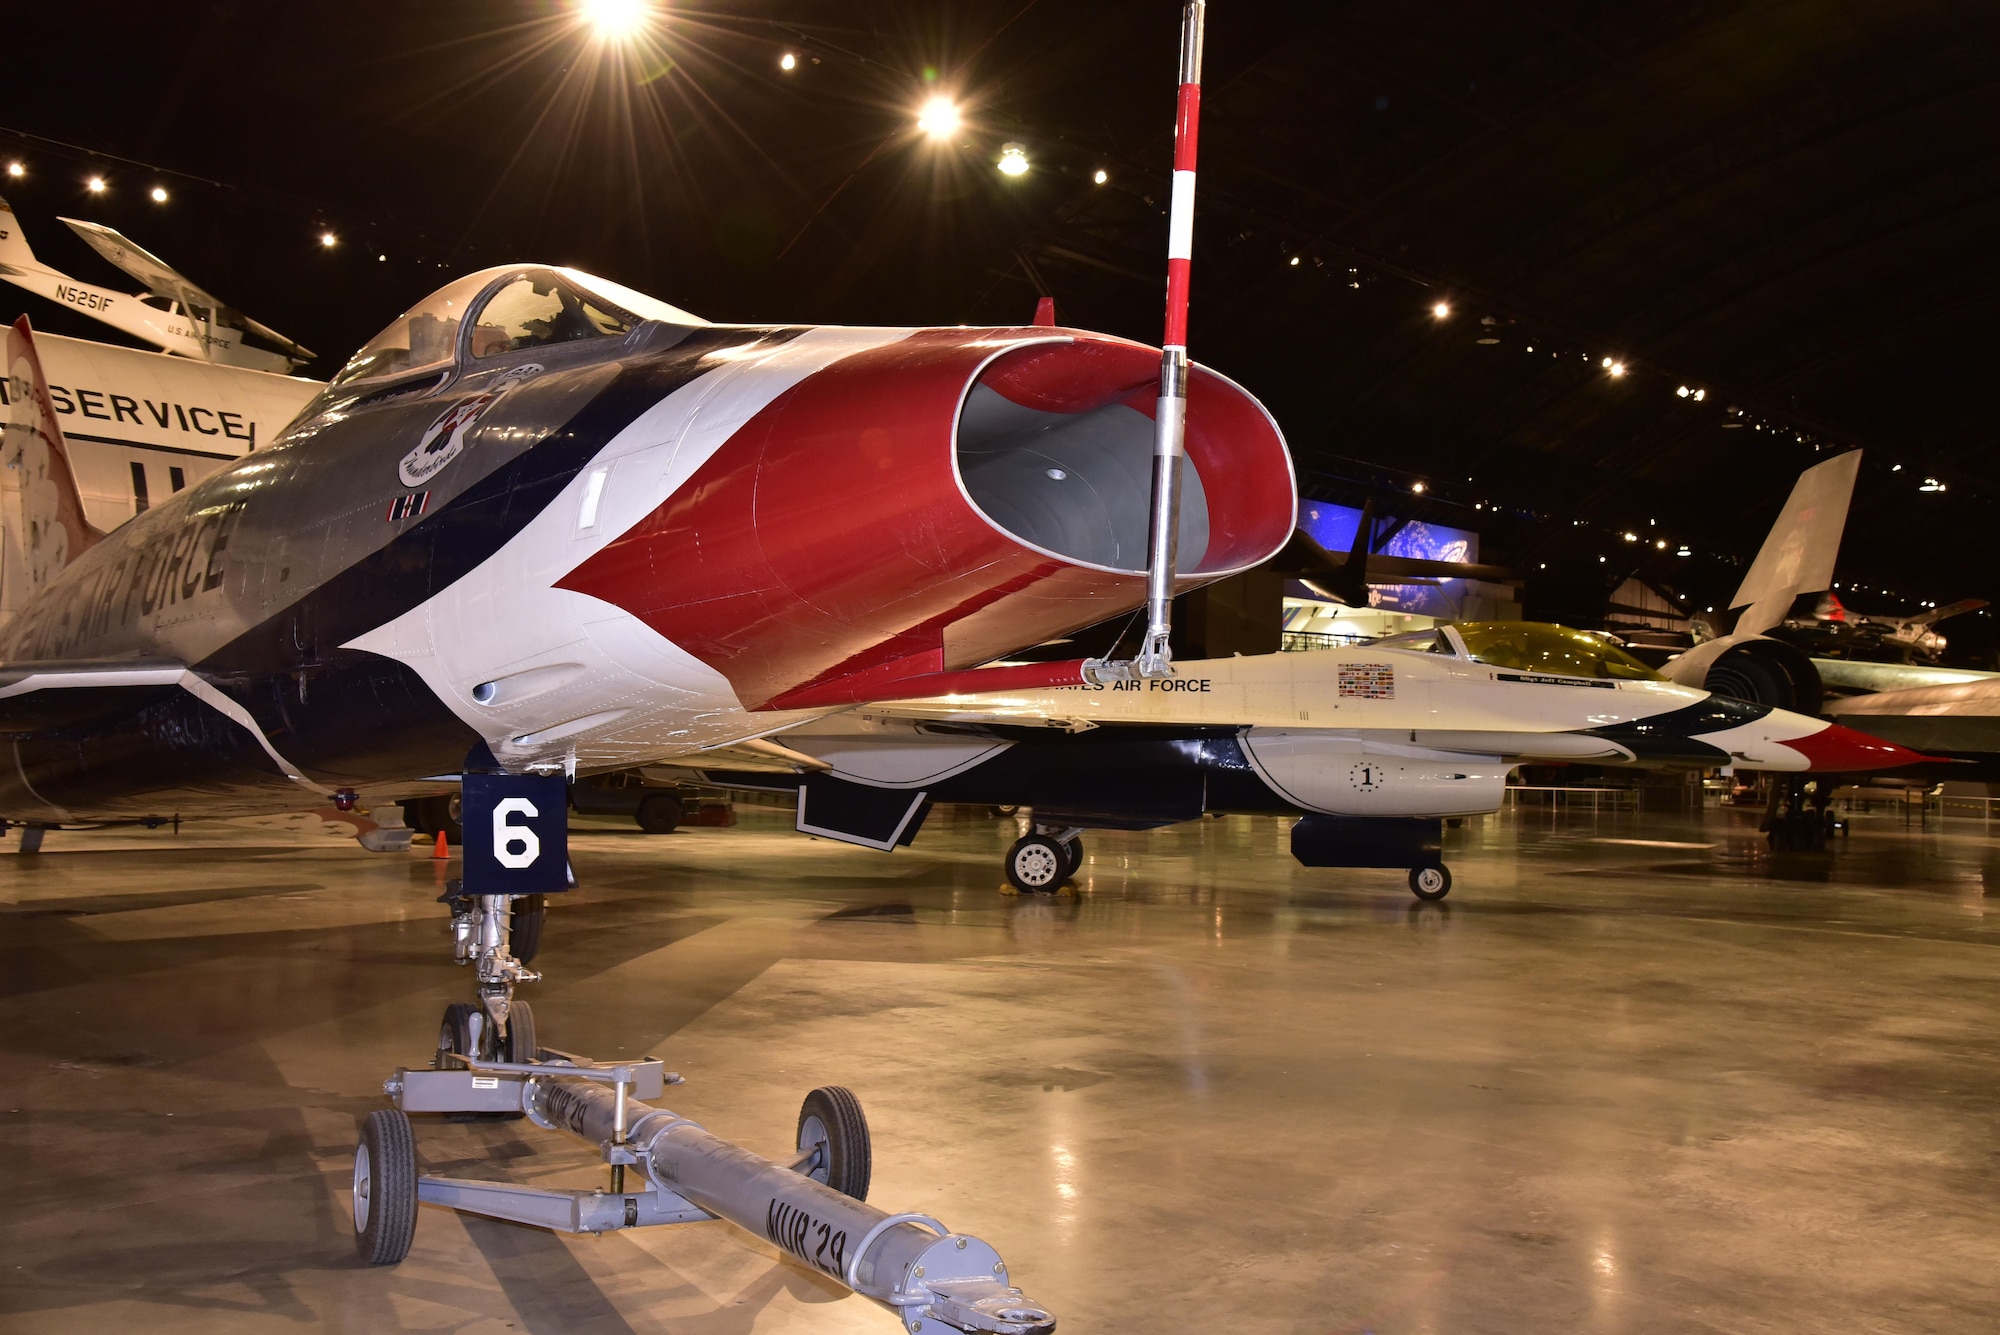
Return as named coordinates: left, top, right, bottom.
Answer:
left=1409, top=865, right=1452, bottom=901
left=511, top=894, right=546, bottom=964
left=1005, top=834, right=1068, bottom=893
left=1059, top=835, right=1084, bottom=879
left=797, top=1086, right=871, bottom=1202
left=636, top=792, right=684, bottom=834
left=437, top=1001, right=524, bottom=1119
left=503, top=998, right=537, bottom=1064
left=436, top=1001, right=481, bottom=1064
left=413, top=795, right=463, bottom=845
left=353, top=1109, right=418, bottom=1265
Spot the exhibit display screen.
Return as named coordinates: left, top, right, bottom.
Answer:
left=1296, top=501, right=1479, bottom=615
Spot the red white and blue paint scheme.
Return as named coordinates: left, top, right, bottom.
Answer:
left=670, top=621, right=1935, bottom=896
left=0, top=264, right=1299, bottom=828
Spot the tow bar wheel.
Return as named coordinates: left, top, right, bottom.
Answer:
left=353, top=1108, right=418, bottom=1264
left=1005, top=834, right=1068, bottom=893
left=1409, top=865, right=1452, bottom=901
left=796, top=1085, right=872, bottom=1201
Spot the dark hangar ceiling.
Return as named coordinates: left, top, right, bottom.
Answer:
left=4, top=0, right=1996, bottom=641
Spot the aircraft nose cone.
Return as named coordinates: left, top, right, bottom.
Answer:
left=1784, top=721, right=1939, bottom=772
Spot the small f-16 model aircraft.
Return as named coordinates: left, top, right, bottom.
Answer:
left=669, top=620, right=1929, bottom=896
left=0, top=195, right=314, bottom=372
left=1, top=231, right=1293, bottom=1327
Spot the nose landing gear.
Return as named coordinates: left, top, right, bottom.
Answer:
left=355, top=772, right=1054, bottom=1334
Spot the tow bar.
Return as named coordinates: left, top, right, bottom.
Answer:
left=359, top=1050, right=1053, bottom=1334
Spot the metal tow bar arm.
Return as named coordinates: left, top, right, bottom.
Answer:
left=386, top=1056, right=1055, bottom=1335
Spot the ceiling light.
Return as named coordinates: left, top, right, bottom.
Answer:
left=780, top=51, right=797, bottom=71
left=1288, top=255, right=1301, bottom=267
left=1431, top=302, right=1451, bottom=319
left=5, top=161, right=23, bottom=178
left=1602, top=357, right=1612, bottom=368
left=1920, top=477, right=1946, bottom=492
left=87, top=176, right=106, bottom=193
left=150, top=185, right=169, bottom=203
left=1622, top=532, right=1638, bottom=542
left=1607, top=361, right=1626, bottom=377
left=1693, top=388, right=1705, bottom=401
left=917, top=96, right=963, bottom=140
left=1412, top=481, right=1427, bottom=493
left=1677, top=546, right=1691, bottom=557
left=320, top=232, right=338, bottom=248
left=997, top=142, right=1030, bottom=176
left=1891, top=463, right=1902, bottom=471
left=1655, top=539, right=1667, bottom=550
left=1093, top=169, right=1108, bottom=185
left=1677, top=386, right=1690, bottom=397
left=579, top=0, right=648, bottom=41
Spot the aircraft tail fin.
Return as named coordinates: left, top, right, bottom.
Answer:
left=1730, top=451, right=1861, bottom=638
left=0, top=196, right=39, bottom=272
left=2, top=316, right=104, bottom=623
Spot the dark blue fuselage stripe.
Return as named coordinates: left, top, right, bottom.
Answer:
left=200, top=327, right=792, bottom=676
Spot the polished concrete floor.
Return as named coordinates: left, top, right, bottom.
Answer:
left=3, top=798, right=1999, bottom=1333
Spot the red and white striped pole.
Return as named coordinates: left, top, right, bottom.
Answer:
left=1137, top=0, right=1207, bottom=677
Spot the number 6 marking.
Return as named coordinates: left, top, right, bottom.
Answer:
left=493, top=797, right=540, bottom=868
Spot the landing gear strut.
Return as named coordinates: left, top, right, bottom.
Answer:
left=1764, top=777, right=1836, bottom=852
left=1005, top=826, right=1083, bottom=893
left=356, top=772, right=1054, bottom=1335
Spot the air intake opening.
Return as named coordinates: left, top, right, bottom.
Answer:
left=955, top=344, right=1209, bottom=574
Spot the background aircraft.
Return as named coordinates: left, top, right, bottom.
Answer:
left=5, top=329, right=320, bottom=529
left=669, top=622, right=1929, bottom=896
left=1777, top=592, right=1988, bottom=666
left=0, top=196, right=313, bottom=373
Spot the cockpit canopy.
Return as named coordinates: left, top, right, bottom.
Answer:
left=328, top=265, right=706, bottom=388
left=1372, top=621, right=1663, bottom=681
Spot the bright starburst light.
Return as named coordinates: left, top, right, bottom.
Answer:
left=917, top=96, right=963, bottom=141
left=578, top=0, right=650, bottom=42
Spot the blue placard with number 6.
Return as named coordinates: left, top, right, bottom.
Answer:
left=459, top=773, right=570, bottom=895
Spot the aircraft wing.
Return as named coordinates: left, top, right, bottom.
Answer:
left=1823, top=676, right=2000, bottom=758
left=62, top=217, right=221, bottom=309
left=642, top=736, right=834, bottom=776
left=0, top=661, right=187, bottom=733
left=59, top=217, right=316, bottom=363
left=1911, top=598, right=1989, bottom=627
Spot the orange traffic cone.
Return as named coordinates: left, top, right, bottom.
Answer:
left=432, top=830, right=449, bottom=860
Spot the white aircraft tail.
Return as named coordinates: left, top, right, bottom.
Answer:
left=2, top=316, right=104, bottom=625
left=1729, top=450, right=1861, bottom=638
left=0, top=195, right=40, bottom=271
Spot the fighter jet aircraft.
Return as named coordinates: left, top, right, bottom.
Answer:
left=666, top=620, right=1931, bottom=897
left=1658, top=451, right=1995, bottom=707
left=0, top=264, right=1296, bottom=828
left=0, top=196, right=314, bottom=372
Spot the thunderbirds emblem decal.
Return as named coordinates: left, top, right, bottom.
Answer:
left=398, top=363, right=542, bottom=487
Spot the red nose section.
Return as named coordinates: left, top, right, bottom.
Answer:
left=1785, top=721, right=1944, bottom=772
left=558, top=329, right=1295, bottom=711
